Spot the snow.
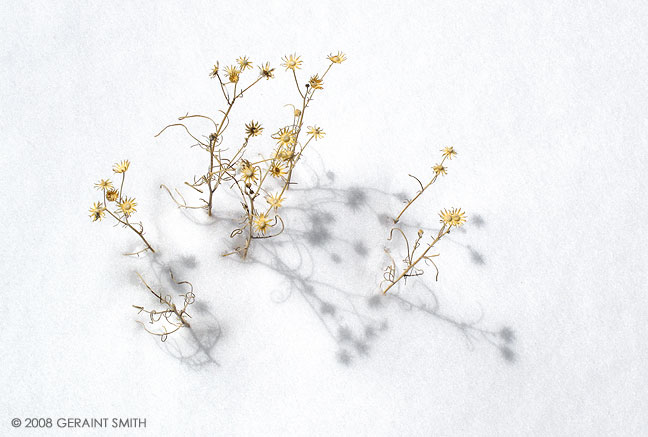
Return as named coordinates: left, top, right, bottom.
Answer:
left=1, top=1, right=647, bottom=435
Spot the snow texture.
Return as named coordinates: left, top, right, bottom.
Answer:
left=1, top=1, right=647, bottom=436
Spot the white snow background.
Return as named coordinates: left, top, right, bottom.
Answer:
left=1, top=1, right=647, bottom=435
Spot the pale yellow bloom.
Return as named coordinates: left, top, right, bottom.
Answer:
left=441, top=146, right=457, bottom=160
left=281, top=54, right=302, bottom=71
left=95, top=179, right=113, bottom=191
left=106, top=189, right=119, bottom=202
left=439, top=208, right=467, bottom=227
left=327, top=51, right=347, bottom=64
left=259, top=62, right=275, bottom=79
left=237, top=56, right=253, bottom=70
left=266, top=193, right=284, bottom=210
left=307, top=126, right=325, bottom=140
left=274, top=147, right=295, bottom=162
left=113, top=160, right=130, bottom=173
left=209, top=62, right=219, bottom=78
left=225, top=65, right=240, bottom=83
left=273, top=127, right=296, bottom=147
left=253, top=212, right=273, bottom=234
left=240, top=161, right=258, bottom=184
left=269, top=161, right=287, bottom=178
left=118, top=197, right=137, bottom=217
left=433, top=164, right=447, bottom=176
left=89, top=202, right=106, bottom=222
left=308, top=74, right=324, bottom=90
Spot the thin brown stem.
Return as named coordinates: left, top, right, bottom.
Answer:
left=393, top=156, right=448, bottom=223
left=106, top=209, right=155, bottom=253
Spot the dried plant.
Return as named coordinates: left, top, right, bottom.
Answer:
left=89, top=160, right=155, bottom=255
left=393, top=146, right=457, bottom=223
left=382, top=147, right=466, bottom=294
left=133, top=271, right=195, bottom=342
left=156, top=56, right=275, bottom=217
left=157, top=52, right=346, bottom=259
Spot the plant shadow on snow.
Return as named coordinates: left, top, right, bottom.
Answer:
left=230, top=161, right=517, bottom=366
left=138, top=157, right=516, bottom=367
left=128, top=251, right=223, bottom=369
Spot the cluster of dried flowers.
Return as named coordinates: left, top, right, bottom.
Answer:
left=381, top=146, right=467, bottom=294
left=157, top=51, right=346, bottom=258
left=89, top=160, right=155, bottom=255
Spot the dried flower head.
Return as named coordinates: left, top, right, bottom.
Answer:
left=225, top=65, right=241, bottom=83
left=240, top=161, right=258, bottom=185
left=294, top=108, right=301, bottom=117
left=433, top=164, right=447, bottom=176
left=441, top=146, right=457, bottom=160
left=237, top=56, right=253, bottom=70
left=273, top=127, right=296, bottom=147
left=308, top=74, right=324, bottom=90
left=266, top=193, right=284, bottom=210
left=118, top=197, right=137, bottom=217
left=95, top=179, right=113, bottom=191
left=274, top=147, right=295, bottom=162
left=113, top=160, right=130, bottom=174
left=281, top=54, right=302, bottom=71
left=89, top=202, right=106, bottom=222
left=439, top=208, right=467, bottom=227
left=106, top=189, right=119, bottom=202
left=269, top=161, right=287, bottom=178
left=245, top=121, right=263, bottom=137
left=307, top=126, right=325, bottom=140
left=209, top=62, right=219, bottom=78
left=253, top=212, right=272, bottom=234
left=259, top=62, right=275, bottom=80
left=327, top=51, right=347, bottom=64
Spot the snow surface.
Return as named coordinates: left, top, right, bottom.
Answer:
left=1, top=1, right=647, bottom=436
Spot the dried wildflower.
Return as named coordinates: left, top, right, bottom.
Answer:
left=253, top=212, right=272, bottom=234
left=269, top=161, right=287, bottom=178
left=307, top=126, right=325, bottom=140
left=274, top=147, right=295, bottom=162
left=209, top=62, right=219, bottom=78
left=237, top=56, right=253, bottom=70
left=225, top=65, right=240, bottom=83
left=273, top=127, right=296, bottom=147
left=106, top=189, right=119, bottom=202
left=118, top=197, right=137, bottom=217
left=281, top=54, right=302, bottom=71
left=294, top=108, right=301, bottom=117
left=327, top=51, right=347, bottom=64
left=240, top=161, right=258, bottom=185
left=259, top=62, right=275, bottom=79
left=433, top=164, right=447, bottom=176
left=439, top=208, right=466, bottom=227
left=113, top=160, right=130, bottom=174
left=245, top=121, right=263, bottom=137
left=89, top=202, right=106, bottom=222
left=441, top=146, right=457, bottom=160
left=308, top=74, right=324, bottom=90
left=266, top=193, right=284, bottom=210
left=95, top=179, right=113, bottom=191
